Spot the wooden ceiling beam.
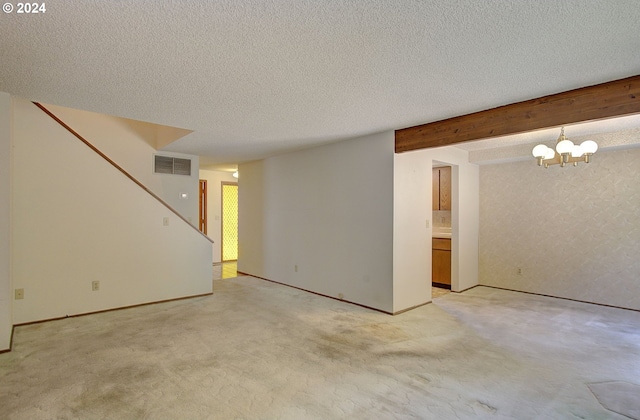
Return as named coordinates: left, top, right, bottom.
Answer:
left=395, top=75, right=640, bottom=153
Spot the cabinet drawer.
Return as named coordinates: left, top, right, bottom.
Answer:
left=432, top=238, right=451, bottom=251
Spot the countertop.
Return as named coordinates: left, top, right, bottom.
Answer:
left=432, top=228, right=452, bottom=239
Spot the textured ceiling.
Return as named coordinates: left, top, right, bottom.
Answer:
left=1, top=0, right=640, bottom=168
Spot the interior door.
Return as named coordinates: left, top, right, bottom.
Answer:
left=199, top=179, right=207, bottom=234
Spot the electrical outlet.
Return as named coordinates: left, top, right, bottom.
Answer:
left=294, top=265, right=298, bottom=272
left=163, top=217, right=170, bottom=226
left=517, top=268, right=522, bottom=276
left=92, top=281, right=100, bottom=291
left=426, top=219, right=430, bottom=228
left=15, top=288, right=24, bottom=300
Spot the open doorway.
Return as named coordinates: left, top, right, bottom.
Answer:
left=221, top=182, right=238, bottom=262
left=432, top=161, right=454, bottom=296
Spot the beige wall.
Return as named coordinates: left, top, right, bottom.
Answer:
left=393, top=150, right=432, bottom=310
left=198, top=169, right=238, bottom=263
left=479, top=147, right=640, bottom=309
left=238, top=131, right=395, bottom=312
left=11, top=98, right=213, bottom=324
left=239, top=134, right=480, bottom=314
left=0, top=92, right=11, bottom=350
left=42, top=104, right=199, bottom=225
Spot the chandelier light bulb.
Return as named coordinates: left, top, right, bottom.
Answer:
left=571, top=145, right=583, bottom=157
left=544, top=148, right=555, bottom=160
left=532, top=144, right=548, bottom=158
left=580, top=140, right=598, bottom=154
left=556, top=139, right=574, bottom=155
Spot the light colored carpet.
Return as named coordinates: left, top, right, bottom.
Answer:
left=1, top=277, right=639, bottom=419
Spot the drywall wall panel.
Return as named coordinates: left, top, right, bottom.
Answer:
left=238, top=131, right=395, bottom=312
left=40, top=104, right=199, bottom=225
left=11, top=98, right=212, bottom=324
left=393, top=150, right=432, bottom=311
left=0, top=92, right=11, bottom=350
left=198, top=169, right=238, bottom=263
left=453, top=156, right=481, bottom=292
left=479, top=147, right=640, bottom=309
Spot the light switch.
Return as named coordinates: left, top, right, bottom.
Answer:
left=163, top=217, right=169, bottom=226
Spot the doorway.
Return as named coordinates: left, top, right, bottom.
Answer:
left=432, top=161, right=454, bottom=295
left=221, top=182, right=238, bottom=261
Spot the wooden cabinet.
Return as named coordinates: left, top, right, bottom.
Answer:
left=432, top=166, right=451, bottom=211
left=432, top=238, right=451, bottom=287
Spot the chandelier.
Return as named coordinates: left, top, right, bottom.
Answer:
left=532, top=127, right=598, bottom=168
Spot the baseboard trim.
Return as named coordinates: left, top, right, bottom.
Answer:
left=392, top=301, right=431, bottom=315
left=480, top=285, right=640, bottom=313
left=13, top=292, right=214, bottom=327
left=452, top=284, right=480, bottom=293
left=0, top=325, right=14, bottom=354
left=237, top=272, right=395, bottom=315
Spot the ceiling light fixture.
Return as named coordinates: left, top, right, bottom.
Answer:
left=532, top=127, right=598, bottom=168
left=232, top=171, right=238, bottom=178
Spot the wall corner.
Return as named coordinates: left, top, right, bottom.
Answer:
left=0, top=92, right=13, bottom=351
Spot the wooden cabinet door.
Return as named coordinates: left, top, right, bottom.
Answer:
left=439, top=166, right=451, bottom=210
left=432, top=238, right=451, bottom=286
left=432, top=249, right=451, bottom=285
left=432, top=166, right=451, bottom=211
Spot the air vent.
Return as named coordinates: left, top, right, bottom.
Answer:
left=154, top=155, right=191, bottom=176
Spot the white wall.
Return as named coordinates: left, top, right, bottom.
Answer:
left=12, top=98, right=213, bottom=324
left=198, top=169, right=238, bottom=263
left=42, top=104, right=199, bottom=225
left=238, top=131, right=395, bottom=312
left=0, top=92, right=12, bottom=350
left=453, top=155, right=481, bottom=292
left=393, top=151, right=432, bottom=310
left=479, top=147, right=640, bottom=309
left=394, top=146, right=479, bottom=308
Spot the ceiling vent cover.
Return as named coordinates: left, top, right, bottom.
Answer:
left=154, top=155, right=191, bottom=176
